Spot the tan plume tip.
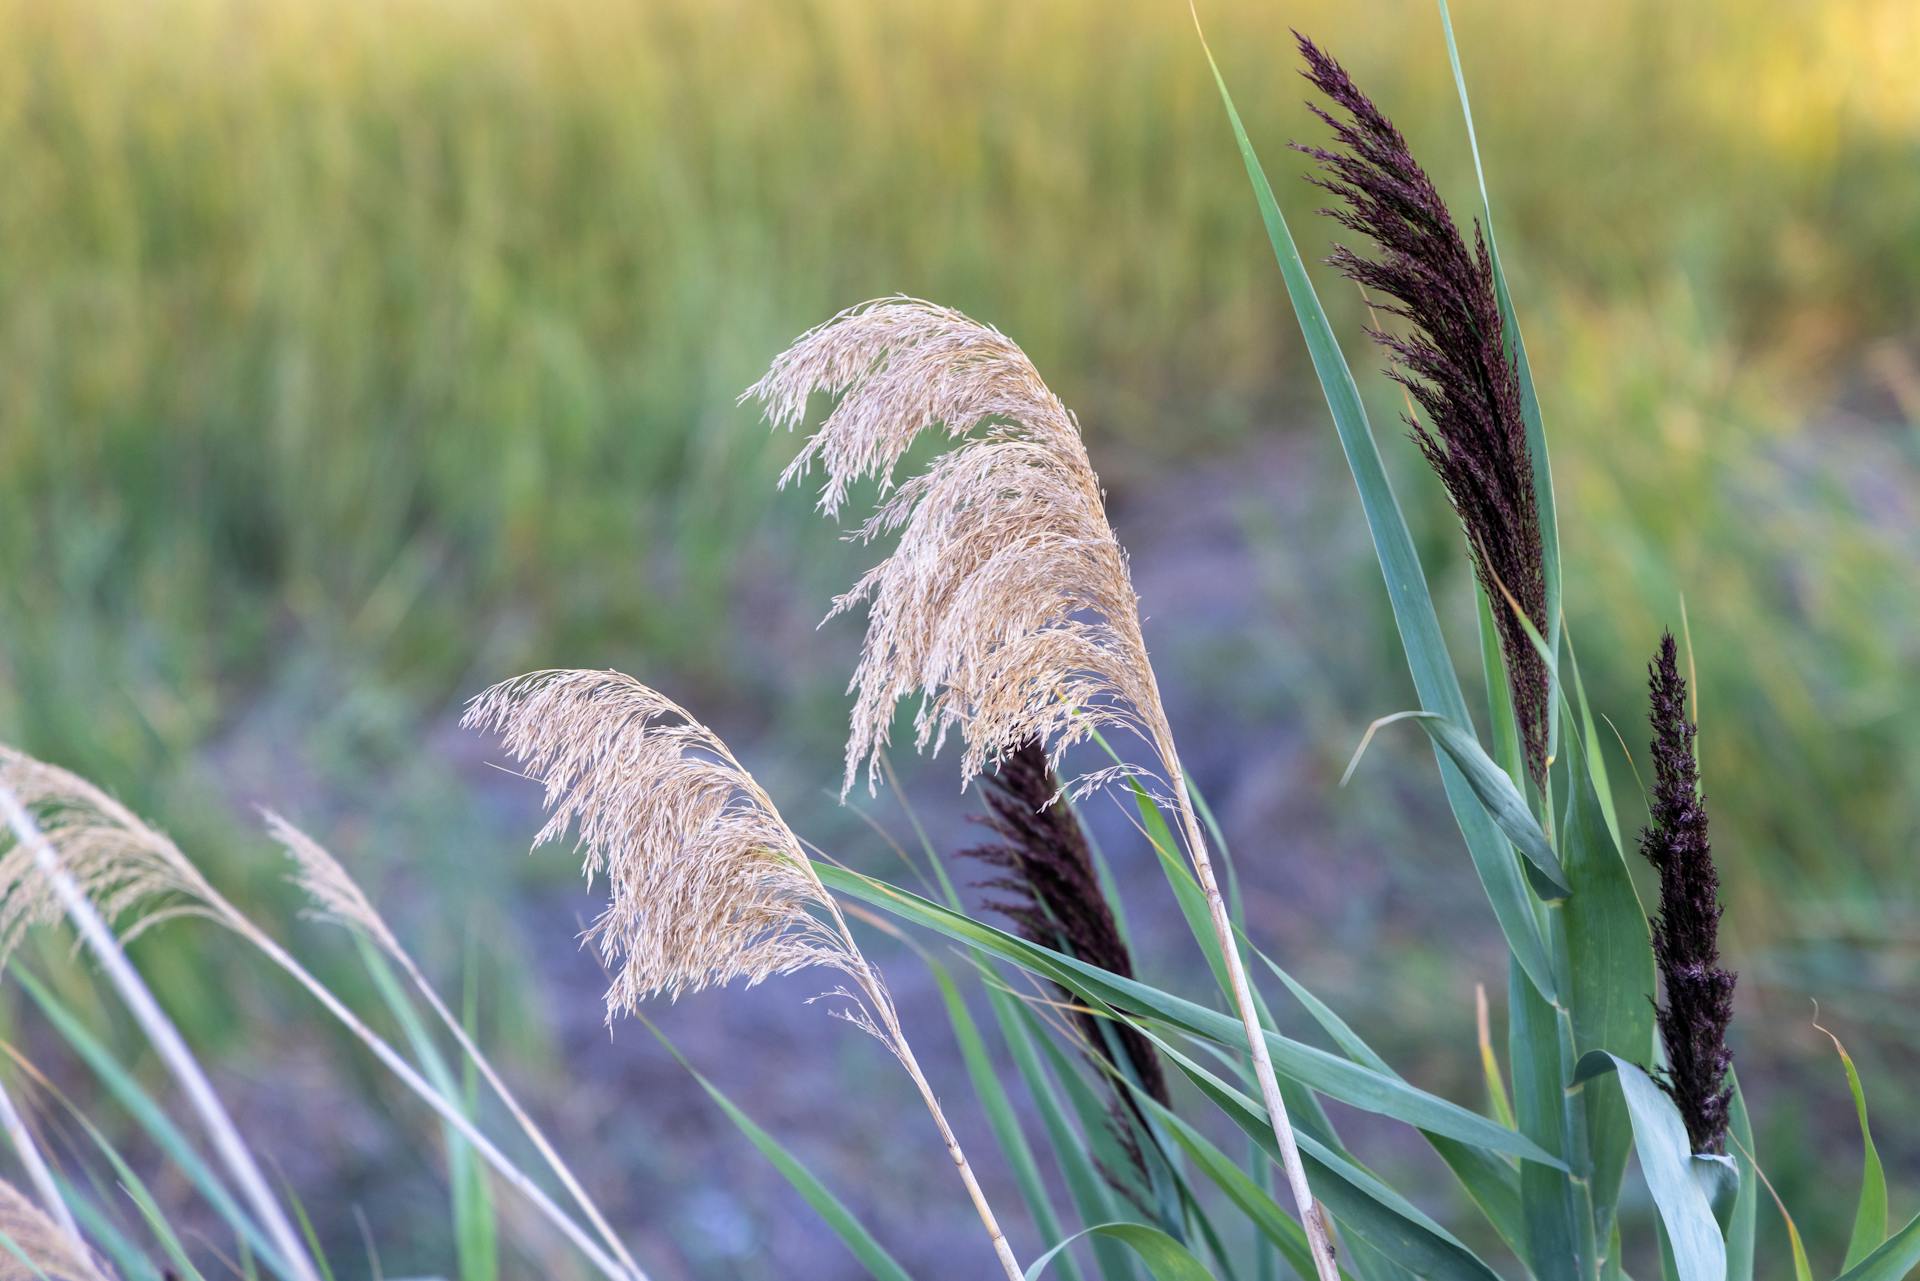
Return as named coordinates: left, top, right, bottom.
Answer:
left=0, top=748, right=220, bottom=964
left=745, top=298, right=1162, bottom=797
left=265, top=811, right=401, bottom=959
left=462, top=670, right=864, bottom=1015
left=0, top=1179, right=115, bottom=1281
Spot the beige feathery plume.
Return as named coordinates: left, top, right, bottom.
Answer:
left=0, top=1179, right=114, bottom=1281
left=0, top=749, right=222, bottom=963
left=269, top=812, right=403, bottom=959
left=749, top=298, right=1343, bottom=1281
left=0, top=747, right=632, bottom=1281
left=462, top=670, right=863, bottom=1013
left=746, top=298, right=1159, bottom=796
left=464, top=668, right=1025, bottom=1281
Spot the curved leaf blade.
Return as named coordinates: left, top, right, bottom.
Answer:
left=1835, top=1212, right=1920, bottom=1281
left=1817, top=1026, right=1888, bottom=1270
left=1026, top=1224, right=1213, bottom=1281
left=647, top=1024, right=912, bottom=1281
left=1573, top=1053, right=1725, bottom=1281
left=1411, top=714, right=1567, bottom=898
left=821, top=865, right=1562, bottom=1169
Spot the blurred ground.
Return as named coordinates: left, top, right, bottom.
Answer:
left=0, top=0, right=1916, bottom=1274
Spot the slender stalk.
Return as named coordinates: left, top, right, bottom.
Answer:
left=0, top=786, right=323, bottom=1281
left=1161, top=758, right=1341, bottom=1281
left=387, top=947, right=647, bottom=1281
left=813, top=885, right=1023, bottom=1281
left=892, top=1033, right=1023, bottom=1281
left=0, top=1062, right=79, bottom=1244
left=236, top=928, right=635, bottom=1281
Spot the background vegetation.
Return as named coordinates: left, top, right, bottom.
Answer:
left=0, top=0, right=1914, bottom=1274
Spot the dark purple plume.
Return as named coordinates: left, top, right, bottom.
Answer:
left=1639, top=632, right=1735, bottom=1153
left=1292, top=33, right=1551, bottom=784
left=960, top=739, right=1171, bottom=1185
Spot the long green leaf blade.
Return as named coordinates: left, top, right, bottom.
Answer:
left=1147, top=1032, right=1499, bottom=1281
left=1254, top=950, right=1525, bottom=1260
left=1509, top=958, right=1581, bottom=1280
left=1411, top=715, right=1567, bottom=898
left=1834, top=1212, right=1920, bottom=1281
left=647, top=1025, right=911, bottom=1281
left=1724, top=1076, right=1758, bottom=1281
left=1130, top=1089, right=1319, bottom=1280
left=1573, top=1053, right=1725, bottom=1281
left=1558, top=710, right=1655, bottom=1255
left=1817, top=1026, right=1889, bottom=1269
left=822, top=865, right=1561, bottom=1168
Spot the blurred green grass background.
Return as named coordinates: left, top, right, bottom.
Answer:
left=0, top=0, right=1915, bottom=1268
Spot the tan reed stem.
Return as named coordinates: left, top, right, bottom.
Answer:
left=1161, top=755, right=1340, bottom=1281
left=0, top=785, right=324, bottom=1281
left=236, top=928, right=635, bottom=1281
left=0, top=1059, right=79, bottom=1246
left=809, top=869, right=1023, bottom=1281
left=892, top=1031, right=1023, bottom=1281
left=384, top=947, right=647, bottom=1281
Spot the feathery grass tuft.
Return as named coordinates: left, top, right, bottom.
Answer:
left=462, top=669, right=869, bottom=1014
left=0, top=1178, right=115, bottom=1281
left=465, top=667, right=1027, bottom=1280
left=1292, top=34, right=1551, bottom=784
left=745, top=298, right=1162, bottom=799
left=1639, top=632, right=1735, bottom=1154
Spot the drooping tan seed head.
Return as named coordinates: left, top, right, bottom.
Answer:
left=0, top=1179, right=115, bottom=1281
left=0, top=747, right=222, bottom=963
left=462, top=670, right=865, bottom=1016
left=266, top=810, right=403, bottom=960
left=745, top=298, right=1166, bottom=797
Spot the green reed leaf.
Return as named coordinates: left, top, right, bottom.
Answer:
left=1025, top=1223, right=1212, bottom=1281
left=645, top=1022, right=911, bottom=1281
left=1574, top=1053, right=1726, bottom=1281
left=1558, top=709, right=1655, bottom=1253
left=1817, top=1025, right=1889, bottom=1269
left=822, top=865, right=1562, bottom=1168
left=1410, top=714, right=1568, bottom=898
left=1834, top=1212, right=1920, bottom=1281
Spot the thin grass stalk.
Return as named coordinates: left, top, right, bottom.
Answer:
left=234, top=927, right=633, bottom=1281
left=387, top=949, right=644, bottom=1280
left=268, top=816, right=644, bottom=1281
left=0, top=1065, right=78, bottom=1245
left=0, top=786, right=322, bottom=1281
left=1156, top=738, right=1339, bottom=1281
left=817, top=884, right=1023, bottom=1281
